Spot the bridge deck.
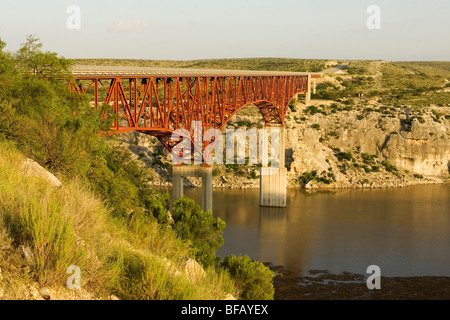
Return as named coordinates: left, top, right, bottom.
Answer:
left=71, top=65, right=322, bottom=78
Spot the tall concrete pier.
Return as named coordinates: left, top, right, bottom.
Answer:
left=305, top=74, right=312, bottom=106
left=172, top=165, right=213, bottom=212
left=171, top=126, right=287, bottom=210
left=259, top=126, right=287, bottom=207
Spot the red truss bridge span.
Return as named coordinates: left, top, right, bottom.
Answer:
left=68, top=65, right=322, bottom=164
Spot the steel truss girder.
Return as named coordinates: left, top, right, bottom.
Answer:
left=68, top=74, right=309, bottom=164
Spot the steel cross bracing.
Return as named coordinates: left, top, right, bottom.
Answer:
left=68, top=67, right=318, bottom=164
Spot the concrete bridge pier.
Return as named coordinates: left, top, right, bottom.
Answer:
left=260, top=126, right=287, bottom=207
left=172, top=165, right=213, bottom=213
left=305, top=74, right=312, bottom=106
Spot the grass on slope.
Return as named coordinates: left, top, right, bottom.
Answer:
left=380, top=62, right=450, bottom=106
left=0, top=140, right=236, bottom=300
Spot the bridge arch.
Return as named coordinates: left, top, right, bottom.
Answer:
left=197, top=91, right=304, bottom=165
left=217, top=90, right=305, bottom=132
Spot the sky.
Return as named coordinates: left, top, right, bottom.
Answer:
left=0, top=0, right=449, bottom=61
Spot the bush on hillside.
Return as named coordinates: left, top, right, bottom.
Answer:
left=220, top=254, right=274, bottom=300
left=171, top=196, right=225, bottom=268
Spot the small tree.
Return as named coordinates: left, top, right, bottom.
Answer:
left=14, top=34, right=71, bottom=76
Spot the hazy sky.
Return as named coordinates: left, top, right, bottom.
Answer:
left=0, top=0, right=449, bottom=61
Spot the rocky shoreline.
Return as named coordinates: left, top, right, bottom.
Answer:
left=146, top=173, right=448, bottom=190
left=270, top=267, right=450, bottom=300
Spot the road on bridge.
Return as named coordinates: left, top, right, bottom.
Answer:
left=70, top=65, right=323, bottom=78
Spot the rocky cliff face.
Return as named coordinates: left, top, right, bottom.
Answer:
left=382, top=121, right=449, bottom=177
left=283, top=104, right=449, bottom=189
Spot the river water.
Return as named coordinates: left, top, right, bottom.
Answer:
left=182, top=184, right=450, bottom=278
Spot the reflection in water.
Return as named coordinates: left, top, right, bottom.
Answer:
left=182, top=184, right=450, bottom=277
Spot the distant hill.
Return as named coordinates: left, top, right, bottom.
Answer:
left=72, top=57, right=334, bottom=73
left=396, top=61, right=450, bottom=72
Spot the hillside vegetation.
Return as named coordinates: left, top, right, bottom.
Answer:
left=0, top=35, right=274, bottom=300
left=0, top=140, right=237, bottom=299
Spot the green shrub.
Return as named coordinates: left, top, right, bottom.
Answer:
left=212, top=167, right=221, bottom=177
left=328, top=131, right=339, bottom=138
left=220, top=255, right=274, bottom=300
left=346, top=64, right=370, bottom=75
left=86, top=155, right=140, bottom=218
left=312, top=82, right=342, bottom=100
left=288, top=99, right=297, bottom=112
left=144, top=193, right=170, bottom=224
left=381, top=160, right=398, bottom=172
left=109, top=249, right=195, bottom=300
left=335, top=151, right=353, bottom=162
left=248, top=170, right=258, bottom=179
left=171, top=196, right=225, bottom=268
left=307, top=105, right=320, bottom=115
left=298, top=171, right=315, bottom=185
left=400, top=117, right=414, bottom=132
left=361, top=152, right=377, bottom=164
left=431, top=110, right=442, bottom=123
left=298, top=170, right=334, bottom=185
left=342, top=99, right=355, bottom=106
left=236, top=120, right=253, bottom=127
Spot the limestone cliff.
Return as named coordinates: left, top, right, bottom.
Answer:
left=283, top=104, right=449, bottom=189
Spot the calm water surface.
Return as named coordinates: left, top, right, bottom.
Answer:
left=182, top=184, right=450, bottom=277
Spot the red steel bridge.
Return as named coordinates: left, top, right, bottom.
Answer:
left=68, top=65, right=321, bottom=164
